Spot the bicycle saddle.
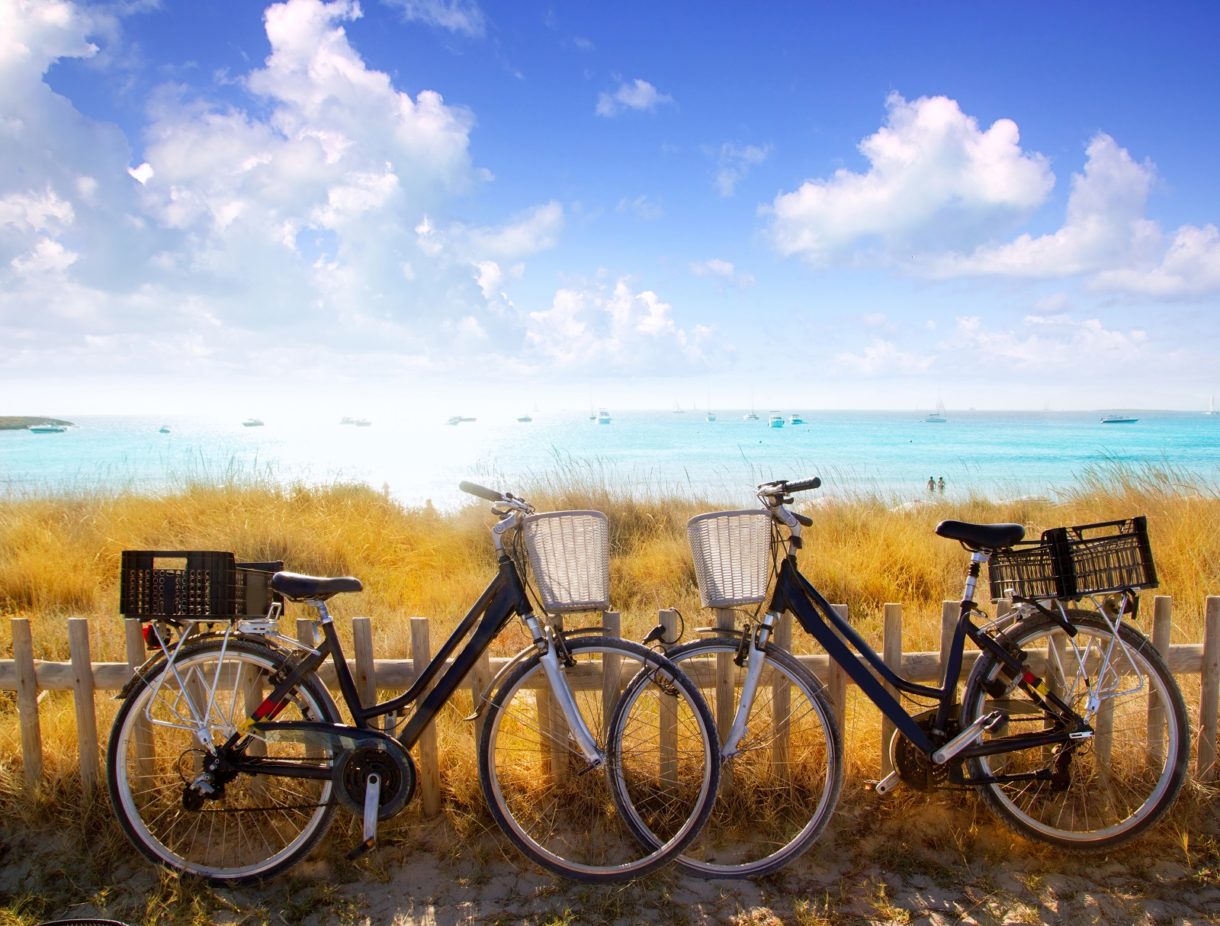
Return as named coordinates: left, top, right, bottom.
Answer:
left=935, top=520, right=1025, bottom=550
left=271, top=571, right=363, bottom=601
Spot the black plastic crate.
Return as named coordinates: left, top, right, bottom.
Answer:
left=988, top=517, right=1157, bottom=601
left=120, top=551, right=282, bottom=620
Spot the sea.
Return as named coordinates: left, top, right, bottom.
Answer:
left=2, top=409, right=1218, bottom=510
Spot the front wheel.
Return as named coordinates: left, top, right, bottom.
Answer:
left=107, top=638, right=341, bottom=882
left=478, top=636, right=719, bottom=882
left=637, top=637, right=843, bottom=878
left=962, top=609, right=1189, bottom=850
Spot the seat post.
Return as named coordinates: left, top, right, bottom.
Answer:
left=961, top=550, right=987, bottom=605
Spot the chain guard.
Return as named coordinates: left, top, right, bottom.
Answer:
left=333, top=739, right=416, bottom=820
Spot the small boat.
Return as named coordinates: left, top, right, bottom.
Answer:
left=597, top=409, right=612, bottom=424
left=242, top=418, right=264, bottom=427
left=159, top=425, right=170, bottom=434
left=1206, top=395, right=1215, bottom=416
left=789, top=413, right=805, bottom=425
left=516, top=415, right=533, bottom=423
left=353, top=419, right=372, bottom=427
left=705, top=411, right=716, bottom=422
left=743, top=411, right=759, bottom=421
left=27, top=424, right=67, bottom=433
left=924, top=400, right=947, bottom=423
left=447, top=415, right=477, bottom=425
left=767, top=412, right=785, bottom=429
left=1101, top=414, right=1138, bottom=424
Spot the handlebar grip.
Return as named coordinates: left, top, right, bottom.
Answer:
left=794, top=513, right=814, bottom=527
left=458, top=480, right=505, bottom=502
left=785, top=477, right=822, bottom=494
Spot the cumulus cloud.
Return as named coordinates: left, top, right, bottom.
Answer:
left=834, top=339, right=934, bottom=375
left=596, top=78, right=674, bottom=117
left=525, top=278, right=709, bottom=369
left=381, top=0, right=487, bottom=37
left=927, top=134, right=1159, bottom=278
left=714, top=142, right=770, bottom=197
left=767, top=93, right=1053, bottom=264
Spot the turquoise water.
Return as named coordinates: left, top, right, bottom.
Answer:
left=2, top=410, right=1218, bottom=509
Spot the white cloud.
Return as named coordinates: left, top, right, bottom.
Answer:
left=767, top=93, right=1053, bottom=264
left=1092, top=223, right=1220, bottom=297
left=526, top=278, right=708, bottom=369
left=928, top=134, right=1158, bottom=278
left=951, top=313, right=1149, bottom=370
left=11, top=236, right=78, bottom=274
left=616, top=195, right=663, bottom=221
left=690, top=258, right=755, bottom=289
left=381, top=0, right=487, bottom=37
left=714, top=142, right=770, bottom=197
left=0, top=188, right=75, bottom=232
left=833, top=338, right=934, bottom=375
left=596, top=78, right=674, bottom=118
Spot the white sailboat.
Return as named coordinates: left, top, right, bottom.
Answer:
left=1207, top=395, right=1216, bottom=416
left=924, top=400, right=947, bottom=423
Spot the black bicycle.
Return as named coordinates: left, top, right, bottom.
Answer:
left=106, top=482, right=720, bottom=883
left=647, top=476, right=1189, bottom=878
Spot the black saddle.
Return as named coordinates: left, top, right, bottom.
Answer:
left=935, top=520, right=1025, bottom=550
left=271, top=571, right=363, bottom=601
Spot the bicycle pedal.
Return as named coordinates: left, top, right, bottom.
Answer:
left=873, top=771, right=901, bottom=796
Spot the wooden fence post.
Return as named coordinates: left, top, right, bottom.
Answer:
left=124, top=618, right=155, bottom=778
left=600, top=611, right=622, bottom=740
left=659, top=609, right=681, bottom=785
left=68, top=618, right=100, bottom=798
left=881, top=604, right=902, bottom=775
left=410, top=617, right=442, bottom=816
left=939, top=601, right=957, bottom=692
left=12, top=618, right=43, bottom=791
left=1148, top=596, right=1173, bottom=766
left=828, top=604, right=849, bottom=739
left=1199, top=596, right=1220, bottom=780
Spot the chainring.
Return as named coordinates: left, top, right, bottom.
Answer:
left=890, top=709, right=959, bottom=791
left=332, top=740, right=416, bottom=820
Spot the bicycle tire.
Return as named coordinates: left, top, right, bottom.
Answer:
left=630, top=637, right=843, bottom=878
left=107, top=638, right=341, bottom=882
left=961, top=609, right=1189, bottom=850
left=478, top=636, right=719, bottom=882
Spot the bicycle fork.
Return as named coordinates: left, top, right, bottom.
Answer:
left=525, top=616, right=604, bottom=768
left=717, top=614, right=780, bottom=761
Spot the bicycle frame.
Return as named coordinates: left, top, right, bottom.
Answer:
left=768, top=551, right=1091, bottom=766
left=217, top=552, right=601, bottom=776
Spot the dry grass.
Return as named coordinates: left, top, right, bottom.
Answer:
left=1, top=465, right=1219, bottom=923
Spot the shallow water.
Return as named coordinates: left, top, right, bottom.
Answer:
left=2, top=409, right=1217, bottom=508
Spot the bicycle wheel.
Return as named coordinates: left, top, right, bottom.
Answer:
left=478, top=636, right=719, bottom=882
left=637, top=637, right=842, bottom=878
left=107, top=638, right=341, bottom=882
left=961, top=609, right=1189, bottom=850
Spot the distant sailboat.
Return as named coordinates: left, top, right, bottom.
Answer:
left=924, top=400, right=947, bottom=423
left=1207, top=395, right=1216, bottom=416
left=597, top=409, right=612, bottom=424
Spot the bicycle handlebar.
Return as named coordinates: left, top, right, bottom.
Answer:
left=459, top=480, right=505, bottom=502
left=759, top=476, right=822, bottom=496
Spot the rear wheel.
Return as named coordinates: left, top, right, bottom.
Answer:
left=478, top=636, right=719, bottom=882
left=962, top=609, right=1188, bottom=850
left=107, top=639, right=340, bottom=882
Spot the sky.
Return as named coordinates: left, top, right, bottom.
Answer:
left=3, top=0, right=1220, bottom=418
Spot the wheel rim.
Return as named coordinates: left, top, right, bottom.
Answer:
left=483, top=642, right=716, bottom=878
left=969, top=619, right=1183, bottom=843
left=641, top=643, right=839, bottom=877
left=111, top=647, right=335, bottom=879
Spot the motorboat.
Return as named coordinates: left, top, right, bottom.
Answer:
left=27, top=424, right=67, bottom=433
left=789, top=413, right=805, bottom=425
left=768, top=412, right=784, bottom=428
left=1100, top=414, right=1138, bottom=424
left=242, top=418, right=264, bottom=427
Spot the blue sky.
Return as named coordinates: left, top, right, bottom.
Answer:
left=3, top=0, right=1219, bottom=417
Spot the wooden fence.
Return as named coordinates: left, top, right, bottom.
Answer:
left=3, top=594, right=1218, bottom=815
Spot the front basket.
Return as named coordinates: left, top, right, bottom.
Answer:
left=523, top=511, right=611, bottom=613
left=687, top=510, right=774, bottom=608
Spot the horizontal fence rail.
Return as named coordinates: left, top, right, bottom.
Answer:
left=2, top=595, right=1218, bottom=812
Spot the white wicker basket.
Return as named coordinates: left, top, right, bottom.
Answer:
left=523, top=510, right=611, bottom=613
left=687, top=510, right=774, bottom=608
